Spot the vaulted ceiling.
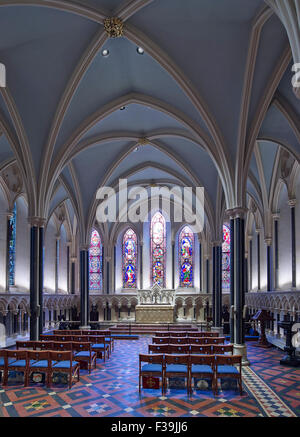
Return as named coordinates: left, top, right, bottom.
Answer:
left=0, top=0, right=299, bottom=243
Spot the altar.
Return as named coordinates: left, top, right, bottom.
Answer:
left=135, top=285, right=175, bottom=324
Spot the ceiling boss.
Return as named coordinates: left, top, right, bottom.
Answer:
left=103, top=17, right=124, bottom=38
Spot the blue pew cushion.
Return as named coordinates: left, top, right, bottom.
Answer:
left=217, top=365, right=239, bottom=374
left=74, top=351, right=95, bottom=358
left=191, top=364, right=213, bottom=374
left=53, top=361, right=77, bottom=369
left=141, top=364, right=162, bottom=373
left=91, top=343, right=105, bottom=349
left=8, top=360, right=27, bottom=367
left=166, top=364, right=188, bottom=373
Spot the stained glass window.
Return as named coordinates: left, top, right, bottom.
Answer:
left=222, top=224, right=230, bottom=289
left=179, top=226, right=194, bottom=287
left=89, top=229, right=102, bottom=291
left=8, top=202, right=16, bottom=286
left=151, top=212, right=166, bottom=287
left=122, top=228, right=137, bottom=288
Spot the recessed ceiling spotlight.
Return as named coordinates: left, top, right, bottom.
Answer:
left=136, top=46, right=144, bottom=55
left=101, top=48, right=109, bottom=57
left=120, top=106, right=126, bottom=110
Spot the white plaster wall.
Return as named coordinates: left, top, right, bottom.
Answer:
left=278, top=184, right=292, bottom=289
left=0, top=186, right=7, bottom=290
left=58, top=224, right=68, bottom=293
left=14, top=196, right=30, bottom=291
left=44, top=217, right=56, bottom=293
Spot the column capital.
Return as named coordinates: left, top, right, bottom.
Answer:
left=255, top=228, right=261, bottom=234
left=226, top=207, right=248, bottom=219
left=28, top=216, right=46, bottom=227
left=79, top=244, right=89, bottom=251
left=66, top=240, right=72, bottom=247
left=211, top=240, right=222, bottom=247
left=70, top=257, right=77, bottom=263
left=55, top=234, right=61, bottom=241
left=105, top=256, right=112, bottom=262
left=6, top=211, right=13, bottom=219
left=247, top=234, right=253, bottom=241
left=272, top=211, right=280, bottom=220
left=288, top=198, right=297, bottom=208
left=264, top=237, right=272, bottom=246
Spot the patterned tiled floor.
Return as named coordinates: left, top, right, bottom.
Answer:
left=0, top=338, right=299, bottom=417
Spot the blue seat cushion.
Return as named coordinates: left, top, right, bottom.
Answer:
left=105, top=338, right=111, bottom=342
left=30, top=360, right=56, bottom=368
left=8, top=360, right=26, bottom=367
left=191, top=364, right=213, bottom=374
left=53, top=361, right=77, bottom=369
left=166, top=364, right=188, bottom=373
left=217, top=365, right=239, bottom=374
left=0, top=357, right=5, bottom=366
left=74, top=351, right=95, bottom=358
left=91, top=343, right=105, bottom=349
left=141, top=364, right=162, bottom=373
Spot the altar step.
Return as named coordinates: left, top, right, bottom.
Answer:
left=109, top=323, right=200, bottom=335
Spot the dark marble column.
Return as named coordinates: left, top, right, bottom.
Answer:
left=249, top=236, right=253, bottom=292
left=6, top=211, right=13, bottom=290
left=212, top=243, right=222, bottom=328
left=172, top=241, right=175, bottom=289
left=79, top=246, right=89, bottom=328
left=230, top=218, right=235, bottom=343
left=139, top=242, right=143, bottom=289
left=256, top=229, right=261, bottom=291
left=199, top=243, right=202, bottom=291
left=265, top=238, right=273, bottom=291
left=55, top=235, right=60, bottom=294
left=66, top=242, right=70, bottom=293
left=106, top=258, right=110, bottom=294
left=205, top=256, right=210, bottom=293
left=70, top=257, right=76, bottom=294
left=114, top=245, right=116, bottom=292
left=273, top=213, right=279, bottom=290
left=288, top=199, right=297, bottom=289
left=29, top=217, right=46, bottom=340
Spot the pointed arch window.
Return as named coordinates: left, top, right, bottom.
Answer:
left=151, top=212, right=166, bottom=287
left=8, top=202, right=17, bottom=286
left=179, top=226, right=194, bottom=287
left=89, top=229, right=102, bottom=291
left=222, top=224, right=231, bottom=289
left=122, top=228, right=137, bottom=288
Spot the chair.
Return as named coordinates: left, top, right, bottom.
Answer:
left=16, top=341, right=37, bottom=350
left=169, top=337, right=187, bottom=344
left=152, top=337, right=169, bottom=344
left=169, top=344, right=190, bottom=354
left=164, top=354, right=189, bottom=394
left=55, top=335, right=74, bottom=342
left=155, top=332, right=170, bottom=337
left=190, top=344, right=212, bottom=355
left=189, top=355, right=215, bottom=395
left=212, top=344, right=233, bottom=355
left=25, top=350, right=51, bottom=387
left=187, top=337, right=206, bottom=345
left=88, top=336, right=110, bottom=361
left=215, top=355, right=243, bottom=395
left=35, top=341, right=54, bottom=351
left=210, top=337, right=225, bottom=344
left=0, top=349, right=6, bottom=384
left=72, top=342, right=97, bottom=373
left=148, top=344, right=169, bottom=354
left=40, top=334, right=55, bottom=341
left=52, top=341, right=73, bottom=353
left=49, top=351, right=80, bottom=389
left=2, top=350, right=27, bottom=386
left=139, top=354, right=164, bottom=394
left=170, top=332, right=187, bottom=338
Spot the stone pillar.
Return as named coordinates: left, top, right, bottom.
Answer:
left=248, top=235, right=253, bottom=292
left=265, top=237, right=273, bottom=292
left=273, top=213, right=280, bottom=290
left=6, top=211, right=13, bottom=290
left=288, top=199, right=297, bottom=289
left=199, top=243, right=202, bottom=292
left=113, top=245, right=116, bottom=292
left=172, top=241, right=175, bottom=289
left=66, top=241, right=71, bottom=293
left=70, top=257, right=76, bottom=294
left=139, top=242, right=143, bottom=289
left=28, top=217, right=46, bottom=340
left=79, top=245, right=90, bottom=329
left=55, top=235, right=60, bottom=294
left=212, top=242, right=222, bottom=329
left=227, top=208, right=250, bottom=365
left=256, top=229, right=261, bottom=291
